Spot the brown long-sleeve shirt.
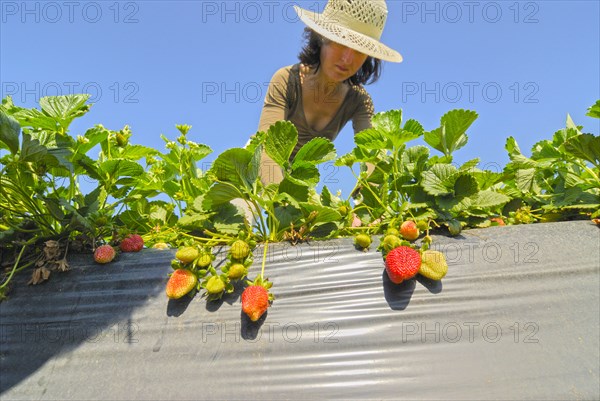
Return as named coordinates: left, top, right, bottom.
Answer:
left=257, top=63, right=374, bottom=184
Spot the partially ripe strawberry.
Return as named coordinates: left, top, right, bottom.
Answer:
left=400, top=221, right=420, bottom=241
left=230, top=240, right=250, bottom=260
left=490, top=217, right=506, bottom=226
left=385, top=246, right=421, bottom=284
left=419, top=250, right=448, bottom=280
left=120, top=234, right=143, bottom=252
left=242, top=285, right=270, bottom=322
left=175, top=246, right=198, bottom=263
left=94, top=245, right=116, bottom=264
left=166, top=269, right=197, bottom=299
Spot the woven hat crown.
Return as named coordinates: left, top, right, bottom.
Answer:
left=322, top=0, right=388, bottom=40
left=294, top=0, right=402, bottom=62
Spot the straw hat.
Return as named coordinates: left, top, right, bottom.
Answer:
left=294, top=0, right=402, bottom=63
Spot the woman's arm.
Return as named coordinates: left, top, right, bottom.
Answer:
left=352, top=87, right=376, bottom=176
left=256, top=67, right=290, bottom=185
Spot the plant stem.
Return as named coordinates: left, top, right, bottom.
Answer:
left=260, top=241, right=268, bottom=279
left=0, top=243, right=28, bottom=290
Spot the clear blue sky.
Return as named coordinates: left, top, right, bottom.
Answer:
left=2, top=0, right=599, bottom=198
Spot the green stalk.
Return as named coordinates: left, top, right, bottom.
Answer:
left=260, top=241, right=268, bottom=279
left=0, top=243, right=28, bottom=291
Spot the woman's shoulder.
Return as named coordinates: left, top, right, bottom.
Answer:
left=269, top=64, right=300, bottom=83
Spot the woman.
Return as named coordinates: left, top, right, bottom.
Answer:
left=256, top=0, right=403, bottom=185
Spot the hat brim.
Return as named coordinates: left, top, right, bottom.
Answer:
left=294, top=5, right=403, bottom=63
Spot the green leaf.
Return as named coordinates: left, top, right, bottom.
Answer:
left=321, top=185, right=332, bottom=207
left=473, top=170, right=503, bottom=190
left=421, top=164, right=458, bottom=196
left=20, top=133, right=48, bottom=162
left=403, top=119, right=425, bottom=137
left=354, top=128, right=391, bottom=150
left=459, top=158, right=480, bottom=174
left=278, top=177, right=309, bottom=202
left=470, top=191, right=511, bottom=208
left=0, top=111, right=20, bottom=154
left=72, top=126, right=109, bottom=155
left=210, top=148, right=254, bottom=188
left=453, top=174, right=479, bottom=198
left=39, top=94, right=91, bottom=131
left=264, top=121, right=298, bottom=166
left=564, top=134, right=600, bottom=167
left=203, top=183, right=243, bottom=208
left=425, top=109, right=478, bottom=156
left=290, top=164, right=320, bottom=186
left=292, top=137, right=336, bottom=167
left=370, top=110, right=423, bottom=148
left=273, top=204, right=302, bottom=231
left=47, top=147, right=74, bottom=173
left=99, top=159, right=144, bottom=178
left=298, top=203, right=342, bottom=224
left=12, top=108, right=60, bottom=132
left=120, top=145, right=159, bottom=161
left=212, top=203, right=245, bottom=235
left=372, top=110, right=402, bottom=134
left=515, top=168, right=540, bottom=193
left=586, top=100, right=600, bottom=119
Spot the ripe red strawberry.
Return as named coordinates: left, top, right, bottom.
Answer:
left=385, top=246, right=421, bottom=284
left=400, top=221, right=420, bottom=241
left=242, top=285, right=270, bottom=322
left=120, top=234, right=144, bottom=252
left=166, top=269, right=198, bottom=299
left=94, top=245, right=116, bottom=264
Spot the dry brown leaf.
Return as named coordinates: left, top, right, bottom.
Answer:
left=28, top=266, right=51, bottom=285
left=43, top=240, right=61, bottom=260
left=56, top=258, right=70, bottom=272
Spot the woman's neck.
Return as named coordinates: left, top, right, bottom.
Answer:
left=302, top=64, right=346, bottom=100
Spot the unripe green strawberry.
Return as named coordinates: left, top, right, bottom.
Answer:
left=338, top=205, right=350, bottom=217
left=416, top=220, right=429, bottom=231
left=94, top=245, right=116, bottom=264
left=381, top=234, right=402, bottom=252
left=354, top=234, right=372, bottom=250
left=152, top=242, right=170, bottom=250
left=196, top=252, right=213, bottom=268
left=447, top=220, right=462, bottom=236
left=385, top=246, right=421, bottom=284
left=385, top=228, right=400, bottom=237
left=227, top=263, right=247, bottom=280
left=423, top=235, right=433, bottom=245
left=175, top=246, right=199, bottom=263
left=419, top=250, right=448, bottom=280
left=242, top=285, right=270, bottom=322
left=166, top=269, right=197, bottom=299
left=400, top=221, right=420, bottom=241
left=205, top=275, right=225, bottom=295
left=230, top=240, right=250, bottom=260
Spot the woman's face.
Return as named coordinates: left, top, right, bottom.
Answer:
left=319, top=39, right=368, bottom=83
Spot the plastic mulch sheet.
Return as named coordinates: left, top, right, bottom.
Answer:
left=1, top=221, right=599, bottom=400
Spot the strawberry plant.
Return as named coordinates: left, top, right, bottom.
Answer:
left=502, top=104, right=600, bottom=220
left=336, top=109, right=511, bottom=234
left=188, top=121, right=344, bottom=241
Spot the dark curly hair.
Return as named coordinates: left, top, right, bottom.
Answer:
left=297, top=28, right=382, bottom=86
